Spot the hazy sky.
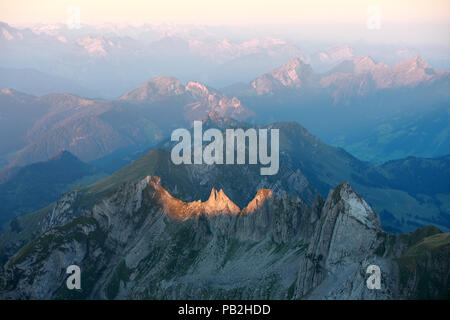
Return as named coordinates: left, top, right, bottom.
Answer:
left=1, top=0, right=449, bottom=25
left=1, top=0, right=448, bottom=46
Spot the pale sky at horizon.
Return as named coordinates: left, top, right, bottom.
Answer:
left=1, top=0, right=449, bottom=26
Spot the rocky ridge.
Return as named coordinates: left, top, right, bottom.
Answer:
left=0, top=176, right=448, bottom=299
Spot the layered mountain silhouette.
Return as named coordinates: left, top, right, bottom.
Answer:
left=227, top=55, right=449, bottom=98
left=1, top=55, right=448, bottom=168
left=0, top=151, right=104, bottom=228
left=223, top=56, right=450, bottom=162
left=0, top=21, right=310, bottom=96
left=0, top=78, right=253, bottom=169
left=0, top=67, right=95, bottom=97
left=0, top=20, right=448, bottom=301
left=1, top=111, right=448, bottom=234
left=119, top=76, right=253, bottom=121
left=0, top=113, right=448, bottom=299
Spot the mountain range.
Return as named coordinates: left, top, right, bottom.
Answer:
left=0, top=171, right=448, bottom=299
left=224, top=56, right=450, bottom=162
left=224, top=55, right=449, bottom=101
left=0, top=76, right=449, bottom=235
left=0, top=116, right=448, bottom=266
left=2, top=21, right=449, bottom=97
left=0, top=21, right=449, bottom=300
left=0, top=113, right=447, bottom=299
left=1, top=54, right=448, bottom=170
left=0, top=79, right=252, bottom=170
left=248, top=55, right=449, bottom=98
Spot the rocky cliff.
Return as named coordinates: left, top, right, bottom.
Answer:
left=0, top=177, right=448, bottom=299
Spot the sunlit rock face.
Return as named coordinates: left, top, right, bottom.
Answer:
left=147, top=176, right=272, bottom=220
left=242, top=189, right=274, bottom=214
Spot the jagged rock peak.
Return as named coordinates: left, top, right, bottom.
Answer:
left=147, top=176, right=272, bottom=220
left=330, top=182, right=381, bottom=230
left=204, top=188, right=241, bottom=215
left=398, top=56, right=430, bottom=69
left=250, top=56, right=315, bottom=94
left=282, top=56, right=306, bottom=68
left=271, top=56, right=313, bottom=87
left=242, top=189, right=273, bottom=213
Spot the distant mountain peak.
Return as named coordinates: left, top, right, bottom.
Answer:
left=151, top=76, right=181, bottom=85
left=354, top=55, right=376, bottom=64
left=119, top=76, right=184, bottom=101
left=251, top=57, right=315, bottom=94
left=313, top=45, right=355, bottom=65
left=185, top=81, right=214, bottom=98
left=404, top=56, right=430, bottom=69
left=76, top=36, right=109, bottom=57
left=272, top=56, right=311, bottom=78
left=389, top=56, right=439, bottom=86
left=390, top=56, right=423, bottom=71
left=119, top=76, right=253, bottom=121
left=319, top=55, right=445, bottom=97
left=283, top=56, right=306, bottom=68
left=353, top=56, right=377, bottom=69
